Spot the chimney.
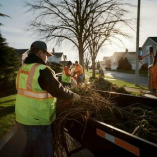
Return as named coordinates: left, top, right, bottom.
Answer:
left=52, top=48, right=55, bottom=53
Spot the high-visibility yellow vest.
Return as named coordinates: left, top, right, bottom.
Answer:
left=15, top=63, right=57, bottom=125
left=61, top=66, right=71, bottom=83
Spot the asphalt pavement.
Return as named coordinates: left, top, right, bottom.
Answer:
left=104, top=71, right=148, bottom=87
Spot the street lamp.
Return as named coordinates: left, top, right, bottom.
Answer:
left=135, top=0, right=141, bottom=86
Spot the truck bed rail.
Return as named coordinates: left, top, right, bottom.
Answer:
left=66, top=91, right=157, bottom=157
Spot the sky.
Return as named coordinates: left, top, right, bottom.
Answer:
left=0, top=0, right=157, bottom=63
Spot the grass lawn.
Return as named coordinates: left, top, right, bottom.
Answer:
left=107, top=78, right=148, bottom=90
left=85, top=70, right=148, bottom=95
left=0, top=94, right=16, bottom=139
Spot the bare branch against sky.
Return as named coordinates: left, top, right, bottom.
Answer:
left=26, top=0, right=134, bottom=67
left=0, top=0, right=157, bottom=62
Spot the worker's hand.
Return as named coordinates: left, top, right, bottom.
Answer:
left=72, top=93, right=80, bottom=104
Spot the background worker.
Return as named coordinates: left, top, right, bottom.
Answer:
left=73, top=61, right=84, bottom=86
left=138, top=47, right=156, bottom=94
left=15, top=41, right=80, bottom=157
left=61, top=61, right=73, bottom=88
left=150, top=52, right=157, bottom=96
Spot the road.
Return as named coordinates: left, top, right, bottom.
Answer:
left=104, top=71, right=148, bottom=87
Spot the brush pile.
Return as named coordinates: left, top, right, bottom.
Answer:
left=53, top=86, right=112, bottom=156
left=53, top=85, right=157, bottom=156
left=91, top=77, right=130, bottom=94
left=98, top=102, right=157, bottom=143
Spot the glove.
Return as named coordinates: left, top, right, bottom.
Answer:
left=72, top=93, right=81, bottom=104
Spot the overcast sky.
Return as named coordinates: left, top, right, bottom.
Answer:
left=0, top=0, right=157, bottom=62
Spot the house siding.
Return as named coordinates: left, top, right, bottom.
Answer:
left=142, top=38, right=157, bottom=66
left=22, top=50, right=29, bottom=63
left=101, top=37, right=157, bottom=70
left=48, top=56, right=61, bottom=63
left=48, top=52, right=65, bottom=64
left=102, top=51, right=142, bottom=70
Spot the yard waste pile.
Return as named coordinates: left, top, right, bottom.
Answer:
left=91, top=77, right=130, bottom=94
left=53, top=79, right=157, bottom=156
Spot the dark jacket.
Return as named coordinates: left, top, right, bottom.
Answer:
left=24, top=52, right=74, bottom=99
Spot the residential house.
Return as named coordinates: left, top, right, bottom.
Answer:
left=101, top=49, right=138, bottom=70
left=141, top=37, right=157, bottom=66
left=15, top=49, right=29, bottom=63
left=100, top=56, right=112, bottom=70
left=15, top=48, right=68, bottom=65
left=48, top=49, right=67, bottom=65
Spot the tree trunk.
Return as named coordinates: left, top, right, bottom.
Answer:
left=78, top=41, right=84, bottom=68
left=92, top=57, right=96, bottom=78
left=87, top=64, right=89, bottom=71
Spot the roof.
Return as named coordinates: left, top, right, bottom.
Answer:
left=125, top=52, right=136, bottom=62
left=111, top=51, right=136, bottom=64
left=142, top=37, right=157, bottom=48
left=149, top=37, right=157, bottom=44
left=112, top=52, right=126, bottom=58
left=52, top=52, right=63, bottom=58
left=114, top=52, right=126, bottom=55
left=15, top=49, right=29, bottom=56
left=113, top=51, right=135, bottom=56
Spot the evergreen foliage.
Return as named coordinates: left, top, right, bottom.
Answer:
left=118, top=57, right=132, bottom=70
left=0, top=33, right=20, bottom=97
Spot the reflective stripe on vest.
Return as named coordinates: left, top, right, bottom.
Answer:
left=18, top=88, right=53, bottom=99
left=17, top=63, right=53, bottom=99
left=27, top=63, right=39, bottom=90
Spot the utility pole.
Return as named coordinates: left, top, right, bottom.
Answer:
left=135, top=0, right=141, bottom=86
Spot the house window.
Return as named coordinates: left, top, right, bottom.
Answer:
left=146, top=45, right=153, bottom=54
left=146, top=46, right=154, bottom=65
left=149, top=46, right=153, bottom=54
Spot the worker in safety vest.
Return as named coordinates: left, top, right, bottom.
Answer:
left=61, top=61, right=73, bottom=87
left=138, top=47, right=155, bottom=94
left=73, top=61, right=84, bottom=86
left=15, top=41, right=80, bottom=157
left=150, top=52, right=157, bottom=96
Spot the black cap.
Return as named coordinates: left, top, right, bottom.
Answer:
left=31, top=41, right=52, bottom=57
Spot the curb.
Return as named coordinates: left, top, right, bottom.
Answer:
left=0, top=125, right=18, bottom=151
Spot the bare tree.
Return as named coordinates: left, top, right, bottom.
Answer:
left=86, top=1, right=133, bottom=78
left=26, top=0, right=133, bottom=68
left=84, top=51, right=91, bottom=71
